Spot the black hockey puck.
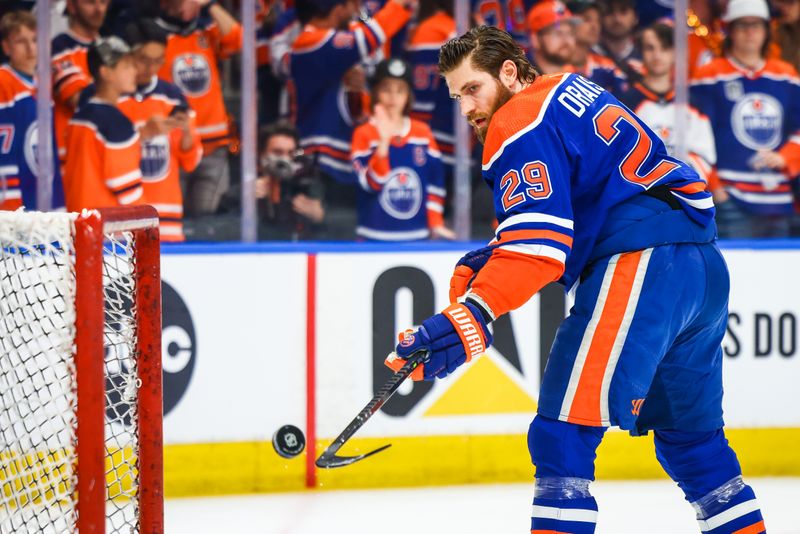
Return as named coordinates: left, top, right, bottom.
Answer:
left=272, top=425, right=306, bottom=458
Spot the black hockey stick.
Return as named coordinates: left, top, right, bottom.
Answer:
left=315, top=349, right=429, bottom=469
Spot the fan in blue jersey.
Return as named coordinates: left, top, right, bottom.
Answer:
left=351, top=59, right=453, bottom=241
left=387, top=26, right=765, bottom=534
left=0, top=10, right=64, bottom=211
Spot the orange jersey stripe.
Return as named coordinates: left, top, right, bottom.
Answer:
left=497, top=229, right=573, bottom=248
left=732, top=520, right=766, bottom=534
left=672, top=181, right=708, bottom=194
left=568, top=251, right=643, bottom=425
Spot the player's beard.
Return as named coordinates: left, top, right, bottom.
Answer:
left=471, top=79, right=514, bottom=144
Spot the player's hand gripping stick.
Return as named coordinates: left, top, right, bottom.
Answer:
left=315, top=349, right=429, bottom=469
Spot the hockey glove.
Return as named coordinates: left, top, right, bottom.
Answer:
left=449, top=246, right=494, bottom=303
left=385, top=302, right=492, bottom=381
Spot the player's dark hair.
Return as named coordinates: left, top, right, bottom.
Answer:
left=418, top=0, right=453, bottom=23
left=439, top=25, right=538, bottom=84
left=0, top=10, right=36, bottom=41
left=637, top=21, right=673, bottom=50
left=722, top=19, right=772, bottom=58
left=124, top=18, right=168, bottom=48
left=259, top=121, right=300, bottom=151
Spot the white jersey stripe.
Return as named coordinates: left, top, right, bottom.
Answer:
left=531, top=504, right=598, bottom=523
left=496, top=212, right=574, bottom=233
left=559, top=254, right=620, bottom=421
left=672, top=193, right=715, bottom=210
left=599, top=248, right=652, bottom=424
left=697, top=499, right=761, bottom=532
left=497, top=243, right=567, bottom=264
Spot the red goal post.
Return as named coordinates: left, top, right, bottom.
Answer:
left=0, top=206, right=164, bottom=533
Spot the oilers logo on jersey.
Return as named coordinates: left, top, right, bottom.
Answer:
left=172, top=54, right=211, bottom=97
left=731, top=93, right=783, bottom=150
left=379, top=167, right=423, bottom=220
left=23, top=122, right=39, bottom=178
left=140, top=135, right=171, bottom=182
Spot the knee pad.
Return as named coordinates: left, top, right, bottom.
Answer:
left=654, top=428, right=743, bottom=502
left=528, top=414, right=606, bottom=480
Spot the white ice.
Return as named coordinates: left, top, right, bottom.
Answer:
left=164, top=477, right=800, bottom=533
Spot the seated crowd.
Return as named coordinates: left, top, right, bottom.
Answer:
left=0, top=0, right=799, bottom=240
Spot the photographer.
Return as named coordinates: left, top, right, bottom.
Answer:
left=256, top=121, right=326, bottom=241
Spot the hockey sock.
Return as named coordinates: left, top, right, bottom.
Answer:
left=654, top=429, right=764, bottom=533
left=528, top=416, right=606, bottom=533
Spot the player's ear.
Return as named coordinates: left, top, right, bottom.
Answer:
left=498, top=59, right=518, bottom=90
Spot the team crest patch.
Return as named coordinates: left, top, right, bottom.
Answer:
left=23, top=122, right=39, bottom=177
left=332, top=33, right=355, bottom=49
left=731, top=92, right=783, bottom=150
left=379, top=166, right=423, bottom=220
left=413, top=146, right=426, bottom=166
left=724, top=80, right=744, bottom=101
left=140, top=135, right=171, bottom=182
left=172, top=54, right=211, bottom=96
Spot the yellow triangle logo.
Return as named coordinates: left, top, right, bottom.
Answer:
left=423, top=355, right=537, bottom=416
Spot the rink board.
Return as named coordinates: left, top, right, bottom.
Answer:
left=157, top=241, right=800, bottom=496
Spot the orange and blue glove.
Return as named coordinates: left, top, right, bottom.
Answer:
left=449, top=246, right=494, bottom=303
left=385, top=301, right=492, bottom=381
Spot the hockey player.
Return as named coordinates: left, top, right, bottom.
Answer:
left=620, top=21, right=716, bottom=183
left=387, top=26, right=765, bottom=533
left=52, top=0, right=110, bottom=163
left=0, top=10, right=64, bottom=211
left=351, top=58, right=452, bottom=241
left=121, top=19, right=201, bottom=241
left=691, top=0, right=800, bottom=238
left=63, top=37, right=144, bottom=211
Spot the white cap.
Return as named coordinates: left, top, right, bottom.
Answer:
left=722, top=0, right=770, bottom=22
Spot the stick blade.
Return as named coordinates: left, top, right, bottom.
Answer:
left=315, top=444, right=391, bottom=469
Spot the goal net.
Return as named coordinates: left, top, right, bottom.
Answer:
left=0, top=207, right=163, bottom=533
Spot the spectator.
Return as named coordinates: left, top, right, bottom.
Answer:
left=568, top=0, right=627, bottom=95
left=0, top=10, right=64, bottom=211
left=156, top=0, right=242, bottom=216
left=351, top=59, right=453, bottom=241
left=289, top=0, right=416, bottom=226
left=596, top=0, right=643, bottom=79
left=691, top=0, right=800, bottom=238
left=63, top=37, right=145, bottom=211
left=619, top=21, right=716, bottom=183
left=526, top=0, right=578, bottom=75
left=771, top=0, right=800, bottom=71
left=121, top=18, right=202, bottom=241
left=255, top=121, right=326, bottom=240
left=52, top=0, right=110, bottom=164
left=406, top=0, right=456, bottom=174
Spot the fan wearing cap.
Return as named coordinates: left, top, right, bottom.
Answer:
left=350, top=58, right=453, bottom=241
left=567, top=0, right=628, bottom=95
left=691, top=0, right=800, bottom=237
left=63, top=36, right=146, bottom=211
left=526, top=0, right=578, bottom=75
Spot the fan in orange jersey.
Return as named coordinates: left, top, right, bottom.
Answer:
left=51, top=0, right=110, bottom=163
left=156, top=0, right=242, bottom=216
left=63, top=37, right=145, bottom=211
left=120, top=19, right=201, bottom=241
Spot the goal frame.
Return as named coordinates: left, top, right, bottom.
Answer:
left=74, top=206, right=163, bottom=533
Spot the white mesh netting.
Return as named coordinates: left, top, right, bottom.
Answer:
left=0, top=211, right=142, bottom=533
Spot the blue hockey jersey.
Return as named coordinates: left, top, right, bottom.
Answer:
left=0, top=65, right=64, bottom=211
left=690, top=57, right=800, bottom=215
left=351, top=117, right=445, bottom=240
left=289, top=0, right=412, bottom=183
left=475, top=73, right=714, bottom=312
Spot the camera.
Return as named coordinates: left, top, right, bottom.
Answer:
left=260, top=152, right=319, bottom=204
